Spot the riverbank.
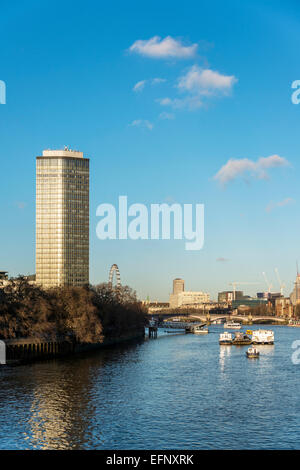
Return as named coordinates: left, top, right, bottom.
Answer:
left=4, top=328, right=145, bottom=365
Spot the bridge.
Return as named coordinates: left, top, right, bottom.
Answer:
left=149, top=313, right=287, bottom=324
left=148, top=320, right=206, bottom=338
left=149, top=311, right=228, bottom=321
left=155, top=321, right=206, bottom=329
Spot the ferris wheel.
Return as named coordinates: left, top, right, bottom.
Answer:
left=108, top=264, right=121, bottom=289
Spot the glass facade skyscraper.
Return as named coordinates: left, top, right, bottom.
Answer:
left=36, top=149, right=89, bottom=288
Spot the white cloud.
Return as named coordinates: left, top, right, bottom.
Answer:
left=277, top=197, right=294, bottom=206
left=155, top=65, right=236, bottom=113
left=133, top=80, right=146, bottom=92
left=159, top=112, right=175, bottom=120
left=157, top=97, right=172, bottom=106
left=216, top=257, right=229, bottom=262
left=129, top=36, right=197, bottom=59
left=266, top=198, right=294, bottom=213
left=129, top=119, right=153, bottom=130
left=214, top=155, right=289, bottom=186
left=157, top=95, right=203, bottom=110
left=133, top=77, right=166, bottom=93
left=256, top=155, right=289, bottom=178
left=152, top=77, right=167, bottom=85
left=178, top=65, right=237, bottom=95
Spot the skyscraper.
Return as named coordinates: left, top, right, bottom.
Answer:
left=169, top=278, right=184, bottom=308
left=173, top=278, right=184, bottom=295
left=36, top=148, right=89, bottom=288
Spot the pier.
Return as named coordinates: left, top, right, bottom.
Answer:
left=148, top=320, right=207, bottom=337
left=5, top=338, right=75, bottom=362
left=148, top=327, right=158, bottom=338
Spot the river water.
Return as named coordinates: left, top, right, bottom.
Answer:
left=0, top=325, right=300, bottom=449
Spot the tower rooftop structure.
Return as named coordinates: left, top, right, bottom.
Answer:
left=42, top=147, right=83, bottom=158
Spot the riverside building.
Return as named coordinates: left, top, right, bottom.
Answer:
left=169, top=278, right=210, bottom=308
left=36, top=148, right=89, bottom=288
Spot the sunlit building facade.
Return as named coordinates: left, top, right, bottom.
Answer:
left=173, top=278, right=184, bottom=295
left=36, top=148, right=89, bottom=288
left=290, top=272, right=300, bottom=306
left=169, top=278, right=210, bottom=308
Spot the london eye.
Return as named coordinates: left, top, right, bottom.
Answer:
left=108, top=264, right=121, bottom=289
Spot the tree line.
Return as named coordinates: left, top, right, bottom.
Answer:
left=0, top=277, right=147, bottom=342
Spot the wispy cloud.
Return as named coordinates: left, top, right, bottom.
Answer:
left=152, top=77, right=167, bottom=85
left=129, top=36, right=197, bottom=59
left=133, top=78, right=166, bottom=93
left=156, top=95, right=203, bottom=110
left=159, top=112, right=175, bottom=120
left=266, top=198, right=294, bottom=213
left=129, top=119, right=153, bottom=130
left=214, top=155, right=289, bottom=186
left=216, top=257, right=229, bottom=262
left=177, top=65, right=237, bottom=95
left=133, top=80, right=146, bottom=92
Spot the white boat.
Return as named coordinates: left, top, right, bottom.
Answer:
left=252, top=329, right=274, bottom=345
left=223, top=321, right=241, bottom=329
left=246, top=347, right=259, bottom=358
left=212, top=319, right=223, bottom=324
left=194, top=327, right=209, bottom=334
left=219, top=332, right=233, bottom=344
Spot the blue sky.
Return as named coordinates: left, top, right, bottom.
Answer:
left=1, top=0, right=300, bottom=300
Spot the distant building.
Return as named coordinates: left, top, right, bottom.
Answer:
left=0, top=272, right=36, bottom=289
left=290, top=273, right=300, bottom=306
left=169, top=278, right=210, bottom=308
left=169, top=278, right=184, bottom=307
left=0, top=271, right=8, bottom=288
left=173, top=278, right=184, bottom=295
left=267, top=292, right=283, bottom=306
left=257, top=292, right=268, bottom=299
left=176, top=291, right=210, bottom=307
left=232, top=298, right=267, bottom=310
left=275, top=297, right=293, bottom=318
left=218, top=291, right=243, bottom=303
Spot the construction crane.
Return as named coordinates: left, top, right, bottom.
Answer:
left=262, top=272, right=273, bottom=294
left=274, top=268, right=285, bottom=296
left=229, top=282, right=260, bottom=301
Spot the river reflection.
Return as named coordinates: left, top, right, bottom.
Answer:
left=219, top=345, right=232, bottom=372
left=25, top=359, right=99, bottom=449
left=0, top=327, right=300, bottom=449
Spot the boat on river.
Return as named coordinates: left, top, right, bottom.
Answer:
left=194, top=326, right=209, bottom=334
left=219, top=332, right=233, bottom=345
left=232, top=332, right=252, bottom=345
left=252, top=330, right=274, bottom=345
left=246, top=347, right=260, bottom=358
left=223, top=321, right=241, bottom=329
